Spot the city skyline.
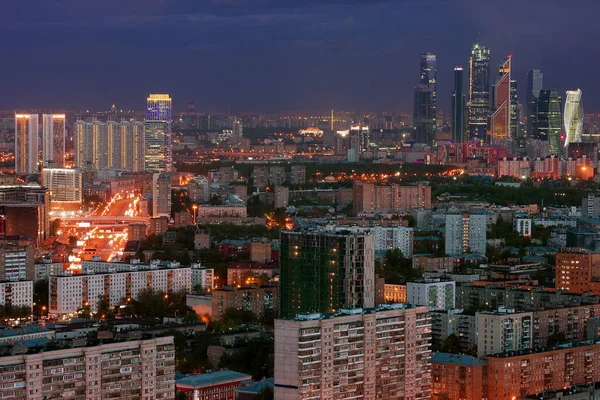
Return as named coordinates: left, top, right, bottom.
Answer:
left=2, top=0, right=599, bottom=113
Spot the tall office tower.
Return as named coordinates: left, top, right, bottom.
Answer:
left=152, top=173, right=171, bottom=218
left=145, top=94, right=172, bottom=172
left=444, top=210, right=487, bottom=255
left=451, top=66, right=466, bottom=143
left=274, top=305, right=432, bottom=400
left=537, top=89, right=562, bottom=155
left=122, top=121, right=145, bottom=172
left=232, top=118, right=243, bottom=137
left=279, top=230, right=375, bottom=318
left=14, top=114, right=39, bottom=175
left=468, top=43, right=491, bottom=140
left=42, top=114, right=65, bottom=167
left=510, top=80, right=522, bottom=149
left=526, top=69, right=544, bottom=138
left=413, top=53, right=437, bottom=145
left=564, top=89, right=584, bottom=148
left=489, top=56, right=512, bottom=144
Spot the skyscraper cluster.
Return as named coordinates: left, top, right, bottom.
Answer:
left=414, top=43, right=585, bottom=156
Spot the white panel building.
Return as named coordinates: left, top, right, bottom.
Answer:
left=406, top=278, right=456, bottom=310
left=49, top=264, right=191, bottom=315
left=325, top=225, right=414, bottom=256
left=444, top=210, right=487, bottom=255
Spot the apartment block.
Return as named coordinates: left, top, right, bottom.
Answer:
left=274, top=304, right=432, bottom=400
left=431, top=353, right=487, bottom=400
left=212, top=285, right=278, bottom=320
left=444, top=209, right=487, bottom=255
left=353, top=182, right=431, bottom=215
left=49, top=263, right=191, bottom=314
left=191, top=264, right=214, bottom=291
left=477, top=309, right=533, bottom=357
left=0, top=280, right=33, bottom=308
left=407, top=278, right=456, bottom=310
left=556, top=249, right=600, bottom=295
left=0, top=245, right=35, bottom=281
left=290, top=165, right=306, bottom=185
left=0, top=336, right=175, bottom=400
left=326, top=224, right=414, bottom=257
left=384, top=283, right=406, bottom=303
left=484, top=341, right=600, bottom=399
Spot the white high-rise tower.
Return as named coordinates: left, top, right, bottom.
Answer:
left=564, top=89, right=584, bottom=148
left=42, top=114, right=66, bottom=167
left=15, top=114, right=39, bottom=174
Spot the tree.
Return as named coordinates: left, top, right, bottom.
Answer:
left=439, top=334, right=461, bottom=354
left=68, top=236, right=77, bottom=247
left=175, top=392, right=187, bottom=400
left=548, top=332, right=567, bottom=347
left=97, top=295, right=115, bottom=319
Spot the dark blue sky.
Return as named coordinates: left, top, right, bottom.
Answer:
left=2, top=0, right=598, bottom=114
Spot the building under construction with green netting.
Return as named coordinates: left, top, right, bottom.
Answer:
left=279, top=230, right=375, bottom=318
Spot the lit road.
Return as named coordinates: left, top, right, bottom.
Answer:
left=54, top=193, right=144, bottom=272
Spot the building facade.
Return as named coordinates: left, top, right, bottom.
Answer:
left=42, top=168, right=83, bottom=207
left=15, top=114, right=39, bottom=175
left=407, top=279, right=456, bottom=310
left=444, top=210, right=487, bottom=255
left=274, top=304, right=432, bottom=400
left=42, top=114, right=66, bottom=167
left=152, top=173, right=171, bottom=218
left=468, top=43, right=491, bottom=140
left=0, top=336, right=175, bottom=400
left=145, top=94, right=172, bottom=172
left=49, top=264, right=191, bottom=314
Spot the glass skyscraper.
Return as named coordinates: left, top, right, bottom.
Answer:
left=537, top=89, right=562, bottom=155
left=526, top=69, right=543, bottom=138
left=413, top=53, right=437, bottom=145
left=451, top=67, right=466, bottom=143
left=489, top=56, right=512, bottom=144
left=468, top=43, right=491, bottom=141
left=145, top=94, right=172, bottom=172
left=564, top=89, right=584, bottom=148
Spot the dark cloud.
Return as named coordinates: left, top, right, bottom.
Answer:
left=1, top=0, right=599, bottom=113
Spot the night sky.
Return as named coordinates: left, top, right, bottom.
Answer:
left=2, top=0, right=598, bottom=114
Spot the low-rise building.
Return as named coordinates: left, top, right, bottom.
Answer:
left=384, top=283, right=406, bottom=303
left=0, top=280, right=33, bottom=308
left=176, top=370, right=252, bottom=400
left=212, top=285, right=278, bottom=320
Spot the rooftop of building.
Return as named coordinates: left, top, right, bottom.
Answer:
left=227, top=262, right=278, bottom=270
left=236, top=378, right=274, bottom=394
left=520, top=383, right=600, bottom=399
left=176, top=370, right=252, bottom=388
left=0, top=325, right=53, bottom=339
left=486, top=339, right=600, bottom=359
left=431, top=352, right=487, bottom=367
left=284, top=303, right=423, bottom=322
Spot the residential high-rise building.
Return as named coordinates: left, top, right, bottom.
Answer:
left=451, top=66, right=466, bottom=143
left=274, top=304, right=432, bottom=400
left=145, top=94, right=172, bottom=172
left=0, top=245, right=35, bottom=281
left=468, top=43, right=491, bottom=140
left=526, top=69, right=544, bottom=138
left=564, top=89, right=584, bottom=148
left=152, top=173, right=171, bottom=218
left=413, top=53, right=437, bottom=145
left=42, top=168, right=83, bottom=209
left=74, top=120, right=144, bottom=172
left=279, top=230, right=375, bottom=318
left=15, top=114, right=39, bottom=175
left=476, top=309, right=533, bottom=357
left=489, top=56, right=512, bottom=144
left=0, top=336, right=175, bottom=400
left=42, top=114, right=65, bottom=167
left=537, top=89, right=562, bottom=155
left=444, top=209, right=487, bottom=255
